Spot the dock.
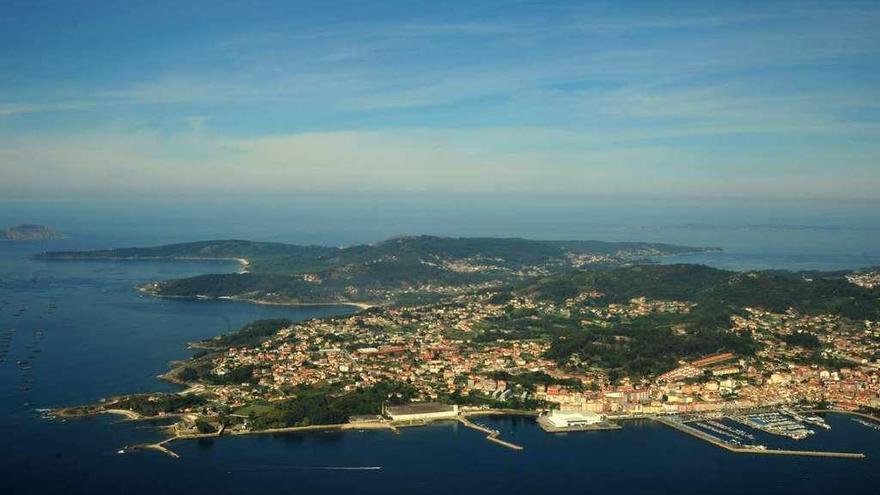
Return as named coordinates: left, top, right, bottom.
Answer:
left=458, top=416, right=524, bottom=451
left=655, top=418, right=865, bottom=459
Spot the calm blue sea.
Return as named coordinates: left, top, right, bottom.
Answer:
left=1, top=196, right=878, bottom=495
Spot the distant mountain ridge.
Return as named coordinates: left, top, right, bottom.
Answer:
left=34, top=236, right=713, bottom=263
left=0, top=224, right=65, bottom=241
left=34, top=236, right=716, bottom=305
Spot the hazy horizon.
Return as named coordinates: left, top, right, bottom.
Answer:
left=2, top=0, right=879, bottom=199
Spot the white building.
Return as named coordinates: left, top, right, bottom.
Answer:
left=546, top=410, right=603, bottom=428
left=385, top=403, right=459, bottom=421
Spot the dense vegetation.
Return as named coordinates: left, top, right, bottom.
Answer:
left=780, top=332, right=822, bottom=349
left=200, top=318, right=293, bottom=349
left=522, top=264, right=880, bottom=320
left=244, top=382, right=418, bottom=429
left=194, top=418, right=217, bottom=434
left=177, top=362, right=256, bottom=385
left=544, top=316, right=757, bottom=380
left=33, top=239, right=332, bottom=263
left=522, top=264, right=730, bottom=303
left=111, top=393, right=206, bottom=416
left=487, top=371, right=584, bottom=392
left=35, top=236, right=711, bottom=304
left=483, top=263, right=879, bottom=379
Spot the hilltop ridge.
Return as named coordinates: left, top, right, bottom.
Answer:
left=35, top=236, right=716, bottom=306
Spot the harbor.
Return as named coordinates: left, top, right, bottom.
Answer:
left=82, top=403, right=880, bottom=460
left=730, top=411, right=816, bottom=440
left=653, top=408, right=869, bottom=459
left=656, top=417, right=864, bottom=459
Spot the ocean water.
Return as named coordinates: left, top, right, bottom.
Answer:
left=1, top=196, right=879, bottom=494
left=2, top=195, right=879, bottom=271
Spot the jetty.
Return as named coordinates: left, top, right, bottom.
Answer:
left=141, top=439, right=181, bottom=459
left=655, top=417, right=865, bottom=459
left=128, top=423, right=227, bottom=459
left=458, top=416, right=524, bottom=451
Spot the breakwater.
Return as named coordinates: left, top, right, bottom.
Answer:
left=656, top=418, right=865, bottom=459
left=458, top=416, right=524, bottom=450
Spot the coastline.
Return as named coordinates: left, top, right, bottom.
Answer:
left=103, top=408, right=143, bottom=420
left=37, top=252, right=373, bottom=310
left=138, top=285, right=378, bottom=310
left=51, top=403, right=879, bottom=461
left=216, top=295, right=376, bottom=310
left=35, top=254, right=249, bottom=270
left=32, top=242, right=880, bottom=464
left=130, top=411, right=530, bottom=458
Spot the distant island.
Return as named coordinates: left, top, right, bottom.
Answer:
left=1, top=224, right=65, bottom=241
left=34, top=235, right=717, bottom=306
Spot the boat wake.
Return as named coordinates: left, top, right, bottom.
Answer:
left=238, top=465, right=382, bottom=471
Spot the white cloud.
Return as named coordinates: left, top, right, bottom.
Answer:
left=1, top=2, right=879, bottom=200
left=0, top=101, right=94, bottom=116
left=1, top=127, right=878, bottom=199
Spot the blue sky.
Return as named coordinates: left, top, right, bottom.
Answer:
left=1, top=0, right=878, bottom=198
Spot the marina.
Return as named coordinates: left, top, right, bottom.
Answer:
left=781, top=407, right=831, bottom=430
left=731, top=411, right=815, bottom=440
left=656, top=416, right=864, bottom=459
left=649, top=408, right=871, bottom=459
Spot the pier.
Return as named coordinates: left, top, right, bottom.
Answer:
left=129, top=423, right=226, bottom=459
left=655, top=418, right=865, bottom=459
left=458, top=416, right=524, bottom=451
left=126, top=438, right=181, bottom=459
left=143, top=439, right=181, bottom=459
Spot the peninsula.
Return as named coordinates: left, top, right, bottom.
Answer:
left=35, top=236, right=715, bottom=306
left=43, top=237, right=880, bottom=457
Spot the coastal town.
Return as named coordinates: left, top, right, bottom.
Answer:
left=195, top=291, right=880, bottom=421
left=40, top=240, right=880, bottom=460
left=54, top=267, right=880, bottom=459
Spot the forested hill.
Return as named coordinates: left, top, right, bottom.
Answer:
left=33, top=236, right=715, bottom=305
left=34, top=236, right=710, bottom=270
left=33, top=239, right=336, bottom=266
left=518, top=264, right=880, bottom=320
